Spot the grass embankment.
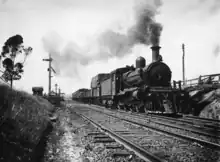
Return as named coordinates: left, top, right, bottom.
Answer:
left=0, top=84, right=55, bottom=162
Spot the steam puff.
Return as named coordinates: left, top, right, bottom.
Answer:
left=98, top=30, right=132, bottom=58
left=129, top=0, right=163, bottom=46
left=41, top=0, right=163, bottom=78
left=97, top=0, right=163, bottom=59
left=42, top=31, right=63, bottom=53
left=41, top=31, right=91, bottom=78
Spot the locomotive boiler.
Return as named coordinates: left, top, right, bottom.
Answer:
left=122, top=46, right=172, bottom=89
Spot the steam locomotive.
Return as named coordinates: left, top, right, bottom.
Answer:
left=72, top=46, right=191, bottom=114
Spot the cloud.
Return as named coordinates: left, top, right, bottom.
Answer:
left=1, top=0, right=7, bottom=4
left=41, top=31, right=91, bottom=78
left=213, top=45, right=220, bottom=57
left=185, top=0, right=220, bottom=15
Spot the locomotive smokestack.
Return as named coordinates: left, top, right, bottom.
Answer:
left=151, top=46, right=161, bottom=62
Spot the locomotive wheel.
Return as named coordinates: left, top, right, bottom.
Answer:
left=144, top=101, right=153, bottom=113
left=178, top=99, right=191, bottom=114
left=139, top=105, right=145, bottom=113
left=111, top=102, right=117, bottom=109
left=124, top=105, right=130, bottom=111
left=135, top=105, right=139, bottom=112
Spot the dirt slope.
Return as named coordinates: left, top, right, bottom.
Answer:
left=0, top=83, right=55, bottom=161
left=186, top=87, right=220, bottom=120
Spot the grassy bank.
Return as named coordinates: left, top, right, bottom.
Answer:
left=0, top=84, right=55, bottom=162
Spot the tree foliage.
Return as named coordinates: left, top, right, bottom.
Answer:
left=0, top=34, right=33, bottom=83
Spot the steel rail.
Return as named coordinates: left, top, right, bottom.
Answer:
left=146, top=114, right=220, bottom=131
left=73, top=110, right=165, bottom=162
left=117, top=113, right=220, bottom=139
left=82, top=104, right=220, bottom=138
left=87, top=103, right=220, bottom=132
left=108, top=113, right=220, bottom=150
left=184, top=115, right=220, bottom=123
left=83, top=106, right=220, bottom=150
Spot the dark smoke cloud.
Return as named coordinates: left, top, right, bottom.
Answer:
left=129, top=2, right=163, bottom=46
left=213, top=45, right=220, bottom=57
left=41, top=0, right=163, bottom=78
left=97, top=0, right=163, bottom=59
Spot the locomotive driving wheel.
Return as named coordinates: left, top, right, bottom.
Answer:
left=135, top=103, right=145, bottom=113
left=144, top=101, right=153, bottom=113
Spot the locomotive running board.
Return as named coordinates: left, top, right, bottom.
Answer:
left=147, top=87, right=182, bottom=93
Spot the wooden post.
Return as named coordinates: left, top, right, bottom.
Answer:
left=182, top=44, right=185, bottom=86
left=43, top=54, right=53, bottom=95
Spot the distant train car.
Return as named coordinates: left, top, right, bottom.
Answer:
left=32, top=87, right=44, bottom=96
left=32, top=86, right=63, bottom=106
left=72, top=88, right=90, bottom=102
left=47, top=95, right=63, bottom=106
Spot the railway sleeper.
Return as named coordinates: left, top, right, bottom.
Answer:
left=105, top=144, right=124, bottom=149
left=93, top=139, right=116, bottom=143
left=93, top=135, right=110, bottom=139
left=111, top=150, right=133, bottom=158
left=87, top=132, right=105, bottom=136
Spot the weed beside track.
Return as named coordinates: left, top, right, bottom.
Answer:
left=0, top=84, right=54, bottom=162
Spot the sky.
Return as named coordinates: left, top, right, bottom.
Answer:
left=0, top=0, right=220, bottom=95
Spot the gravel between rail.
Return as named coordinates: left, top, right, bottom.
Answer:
left=79, top=103, right=220, bottom=144
left=68, top=102, right=220, bottom=162
left=43, top=103, right=144, bottom=162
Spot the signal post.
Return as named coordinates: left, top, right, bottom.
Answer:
left=43, top=54, right=56, bottom=95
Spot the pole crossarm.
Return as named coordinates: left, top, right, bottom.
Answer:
left=42, top=54, right=53, bottom=95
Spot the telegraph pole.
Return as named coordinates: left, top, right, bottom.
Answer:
left=55, top=83, right=58, bottom=95
left=182, top=44, right=185, bottom=85
left=58, top=88, right=61, bottom=96
left=43, top=54, right=53, bottom=95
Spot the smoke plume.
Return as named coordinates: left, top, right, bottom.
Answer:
left=42, top=31, right=92, bottom=78
left=97, top=0, right=163, bottom=59
left=41, top=0, right=163, bottom=78
left=129, top=0, right=163, bottom=46
left=98, top=30, right=132, bottom=58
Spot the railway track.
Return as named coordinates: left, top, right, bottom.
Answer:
left=77, top=103, right=220, bottom=142
left=69, top=103, right=220, bottom=162
left=184, top=115, right=220, bottom=123
left=147, top=114, right=220, bottom=131
left=87, top=105, right=220, bottom=145
left=110, top=112, right=220, bottom=142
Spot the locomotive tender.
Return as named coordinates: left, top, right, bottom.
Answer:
left=72, top=46, right=190, bottom=114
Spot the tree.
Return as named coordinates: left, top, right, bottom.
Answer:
left=0, top=34, right=33, bottom=88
